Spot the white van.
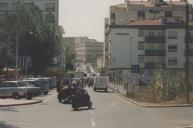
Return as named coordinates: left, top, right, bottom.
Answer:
left=93, top=77, right=109, bottom=92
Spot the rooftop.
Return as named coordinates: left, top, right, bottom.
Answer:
left=126, top=0, right=187, bottom=7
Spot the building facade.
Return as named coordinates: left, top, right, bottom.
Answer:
left=105, top=0, right=193, bottom=86
left=75, top=37, right=104, bottom=66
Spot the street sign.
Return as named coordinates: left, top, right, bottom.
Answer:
left=131, top=65, right=140, bottom=73
left=22, top=56, right=32, bottom=68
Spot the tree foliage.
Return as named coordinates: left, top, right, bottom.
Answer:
left=4, top=2, right=59, bottom=74
left=65, top=46, right=75, bottom=72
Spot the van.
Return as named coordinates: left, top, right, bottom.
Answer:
left=93, top=77, right=109, bottom=92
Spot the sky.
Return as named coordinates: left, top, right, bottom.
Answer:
left=59, top=0, right=124, bottom=42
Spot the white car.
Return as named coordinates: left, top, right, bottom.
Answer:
left=93, top=77, right=109, bottom=92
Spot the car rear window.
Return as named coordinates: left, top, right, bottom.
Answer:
left=96, top=78, right=107, bottom=83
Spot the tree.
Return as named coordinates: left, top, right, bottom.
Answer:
left=65, top=46, right=75, bottom=72
left=5, top=3, right=59, bottom=75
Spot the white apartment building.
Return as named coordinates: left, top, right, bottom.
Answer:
left=105, top=0, right=193, bottom=86
left=75, top=37, right=104, bottom=66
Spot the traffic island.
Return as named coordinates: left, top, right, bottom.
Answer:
left=0, top=99, right=43, bottom=107
left=113, top=90, right=193, bottom=108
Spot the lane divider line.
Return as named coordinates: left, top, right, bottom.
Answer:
left=90, top=118, right=96, bottom=127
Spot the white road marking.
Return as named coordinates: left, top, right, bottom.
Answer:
left=90, top=118, right=96, bottom=127
left=9, top=121, right=37, bottom=126
left=110, top=101, right=119, bottom=106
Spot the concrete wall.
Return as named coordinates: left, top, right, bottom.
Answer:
left=110, top=28, right=138, bottom=69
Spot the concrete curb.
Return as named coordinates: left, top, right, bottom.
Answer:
left=186, top=125, right=193, bottom=128
left=0, top=99, right=43, bottom=107
left=114, top=91, right=193, bottom=108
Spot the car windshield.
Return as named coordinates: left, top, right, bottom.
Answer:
left=96, top=78, right=106, bottom=83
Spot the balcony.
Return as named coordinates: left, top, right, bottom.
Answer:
left=188, top=37, right=193, bottom=43
left=145, top=63, right=165, bottom=69
left=188, top=50, right=193, bottom=56
left=145, top=50, right=165, bottom=56
left=145, top=36, right=166, bottom=43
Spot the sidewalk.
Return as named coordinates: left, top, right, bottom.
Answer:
left=0, top=98, right=42, bottom=107
left=0, top=89, right=56, bottom=107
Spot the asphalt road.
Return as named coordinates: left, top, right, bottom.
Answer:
left=0, top=88, right=193, bottom=128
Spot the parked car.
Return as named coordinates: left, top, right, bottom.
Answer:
left=93, top=77, right=109, bottom=92
left=25, top=78, right=50, bottom=95
left=0, top=81, right=39, bottom=100
left=49, top=77, right=57, bottom=89
left=21, top=79, right=42, bottom=96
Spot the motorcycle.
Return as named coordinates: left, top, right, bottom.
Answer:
left=57, top=86, right=72, bottom=104
left=71, top=89, right=92, bottom=110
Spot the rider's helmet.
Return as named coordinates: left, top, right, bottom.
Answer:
left=72, top=80, right=77, bottom=86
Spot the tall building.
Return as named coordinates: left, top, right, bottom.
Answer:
left=105, top=0, right=193, bottom=86
left=75, top=37, right=104, bottom=66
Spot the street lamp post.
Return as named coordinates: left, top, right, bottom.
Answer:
left=130, top=37, right=133, bottom=67
left=185, top=1, right=191, bottom=103
left=15, top=36, right=19, bottom=80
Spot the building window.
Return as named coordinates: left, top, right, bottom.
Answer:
left=138, top=43, right=144, bottom=50
left=137, top=11, right=145, bottom=19
left=45, top=3, right=55, bottom=11
left=138, top=56, right=144, bottom=63
left=168, top=45, right=177, bottom=52
left=148, top=70, right=154, bottom=76
left=168, top=31, right=178, bottom=39
left=165, top=11, right=173, bottom=17
left=168, top=57, right=177, bottom=66
left=148, top=32, right=154, bottom=37
left=0, top=2, right=8, bottom=10
left=138, top=30, right=144, bottom=37
left=45, top=13, right=55, bottom=23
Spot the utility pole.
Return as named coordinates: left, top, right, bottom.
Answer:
left=185, top=1, right=190, bottom=104
left=15, top=36, right=19, bottom=80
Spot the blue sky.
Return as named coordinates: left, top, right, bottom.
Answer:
left=59, top=0, right=123, bottom=42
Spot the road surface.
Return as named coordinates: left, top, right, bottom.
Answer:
left=0, top=88, right=193, bottom=128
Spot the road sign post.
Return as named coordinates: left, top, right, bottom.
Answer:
left=22, top=56, right=32, bottom=78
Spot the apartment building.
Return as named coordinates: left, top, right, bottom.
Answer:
left=105, top=0, right=193, bottom=85
left=75, top=37, right=104, bottom=66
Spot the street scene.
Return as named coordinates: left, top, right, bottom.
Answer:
left=1, top=0, right=193, bottom=128
left=0, top=88, right=193, bottom=128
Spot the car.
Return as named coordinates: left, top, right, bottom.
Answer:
left=25, top=78, right=50, bottom=95
left=93, top=77, right=109, bottom=92
left=0, top=81, right=39, bottom=100
left=49, top=77, right=57, bottom=89
left=21, top=79, right=42, bottom=96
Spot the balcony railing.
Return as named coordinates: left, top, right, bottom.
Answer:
left=145, top=36, right=166, bottom=43
left=145, top=63, right=165, bottom=69
left=145, top=50, right=165, bottom=56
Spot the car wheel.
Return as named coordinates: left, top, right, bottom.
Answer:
left=12, top=93, right=20, bottom=99
left=44, top=91, right=48, bottom=95
left=26, top=92, right=32, bottom=100
left=105, top=88, right=108, bottom=92
left=72, top=104, right=78, bottom=110
left=88, top=102, right=92, bottom=109
left=93, top=88, right=96, bottom=92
